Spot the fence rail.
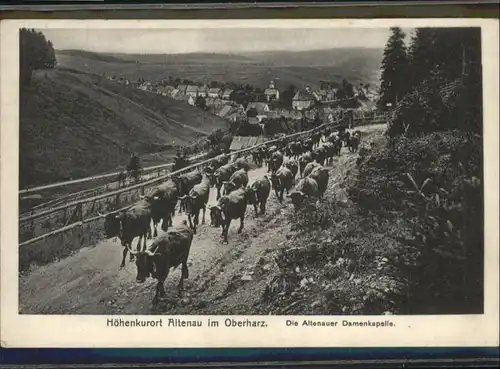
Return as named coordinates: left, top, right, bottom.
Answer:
left=19, top=116, right=386, bottom=249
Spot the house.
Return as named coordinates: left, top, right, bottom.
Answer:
left=186, top=85, right=199, bottom=97
left=292, top=86, right=318, bottom=111
left=318, top=89, right=337, bottom=102
left=205, top=97, right=224, bottom=109
left=264, top=80, right=280, bottom=102
left=245, top=102, right=270, bottom=115
left=229, top=136, right=267, bottom=152
left=170, top=88, right=180, bottom=99
left=222, top=89, right=234, bottom=99
left=176, top=84, right=188, bottom=95
left=217, top=105, right=233, bottom=119
left=276, top=108, right=303, bottom=120
left=207, top=88, right=222, bottom=98
left=157, top=85, right=175, bottom=96
left=197, top=85, right=209, bottom=97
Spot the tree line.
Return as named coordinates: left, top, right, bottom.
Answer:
left=20, top=28, right=57, bottom=87
left=379, top=27, right=481, bottom=136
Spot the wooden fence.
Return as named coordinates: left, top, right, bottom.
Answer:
left=18, top=116, right=388, bottom=270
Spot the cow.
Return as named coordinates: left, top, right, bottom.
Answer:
left=298, top=152, right=314, bottom=177
left=308, top=166, right=330, bottom=198
left=302, top=161, right=322, bottom=178
left=340, top=131, right=351, bottom=147
left=268, top=150, right=284, bottom=174
left=209, top=187, right=248, bottom=244
left=178, top=174, right=211, bottom=234
left=252, top=150, right=262, bottom=167
left=233, top=157, right=250, bottom=172
left=270, top=166, right=294, bottom=203
left=312, top=145, right=328, bottom=166
left=288, top=176, right=320, bottom=211
left=286, top=141, right=304, bottom=160
left=347, top=135, right=360, bottom=152
left=173, top=170, right=203, bottom=214
left=206, top=155, right=229, bottom=176
left=304, top=137, right=314, bottom=152
left=311, top=131, right=322, bottom=148
left=127, top=220, right=194, bottom=306
left=283, top=158, right=299, bottom=181
left=148, top=178, right=179, bottom=236
left=100, top=197, right=153, bottom=269
left=322, top=142, right=337, bottom=166
left=211, top=163, right=238, bottom=200
left=223, top=168, right=249, bottom=195
left=246, top=175, right=271, bottom=217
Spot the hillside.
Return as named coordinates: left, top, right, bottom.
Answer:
left=20, top=67, right=229, bottom=188
left=55, top=48, right=382, bottom=90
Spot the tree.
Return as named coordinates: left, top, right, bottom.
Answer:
left=20, top=28, right=57, bottom=87
left=378, top=27, right=409, bottom=110
left=195, top=96, right=207, bottom=110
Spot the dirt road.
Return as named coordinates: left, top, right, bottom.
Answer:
left=19, top=123, right=386, bottom=315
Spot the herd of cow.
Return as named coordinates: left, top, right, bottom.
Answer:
left=99, top=126, right=362, bottom=306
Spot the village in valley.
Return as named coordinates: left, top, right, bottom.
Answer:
left=107, top=74, right=382, bottom=149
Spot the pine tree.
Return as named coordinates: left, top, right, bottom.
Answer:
left=378, top=27, right=409, bottom=110
left=407, top=28, right=438, bottom=88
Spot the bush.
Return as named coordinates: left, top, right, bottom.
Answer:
left=353, top=130, right=483, bottom=313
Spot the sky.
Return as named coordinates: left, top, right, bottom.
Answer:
left=38, top=28, right=414, bottom=54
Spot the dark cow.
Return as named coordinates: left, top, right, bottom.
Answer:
left=304, top=137, right=314, bottom=152
left=308, top=166, right=330, bottom=198
left=223, top=168, right=249, bottom=195
left=311, top=131, right=322, bottom=148
left=246, top=175, right=271, bottom=217
left=288, top=176, right=319, bottom=211
left=209, top=187, right=248, bottom=243
left=178, top=174, right=211, bottom=234
left=312, top=145, right=328, bottom=166
left=302, top=161, right=322, bottom=178
left=268, top=150, right=284, bottom=174
left=212, top=163, right=238, bottom=200
left=206, top=155, right=229, bottom=176
left=340, top=131, right=351, bottom=147
left=283, top=158, right=299, bottom=181
left=322, top=142, right=337, bottom=166
left=101, top=197, right=153, bottom=269
left=347, top=135, right=360, bottom=152
left=127, top=220, right=194, bottom=306
left=298, top=152, right=314, bottom=176
left=173, top=170, right=203, bottom=214
left=148, top=178, right=179, bottom=236
left=252, top=150, right=262, bottom=167
left=270, top=166, right=294, bottom=203
left=286, top=141, right=304, bottom=159
left=233, top=157, right=250, bottom=172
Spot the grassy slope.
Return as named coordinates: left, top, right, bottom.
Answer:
left=20, top=68, right=229, bottom=188
left=55, top=48, right=382, bottom=90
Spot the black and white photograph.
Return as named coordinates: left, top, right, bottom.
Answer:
left=2, top=19, right=495, bottom=336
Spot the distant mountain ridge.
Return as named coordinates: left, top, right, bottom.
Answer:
left=56, top=47, right=382, bottom=89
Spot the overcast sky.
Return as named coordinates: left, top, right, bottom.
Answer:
left=38, top=28, right=414, bottom=54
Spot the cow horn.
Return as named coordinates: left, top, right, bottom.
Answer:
left=145, top=249, right=156, bottom=256
left=153, top=196, right=160, bottom=200
left=126, top=245, right=138, bottom=255
left=139, top=195, right=145, bottom=199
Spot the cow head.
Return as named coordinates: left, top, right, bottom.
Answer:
left=222, top=180, right=237, bottom=195
left=288, top=191, right=306, bottom=211
left=101, top=212, right=122, bottom=239
left=127, top=246, right=159, bottom=283
left=208, top=205, right=223, bottom=227
left=245, top=186, right=257, bottom=205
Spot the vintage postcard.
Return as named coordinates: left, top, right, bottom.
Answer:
left=1, top=18, right=498, bottom=348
